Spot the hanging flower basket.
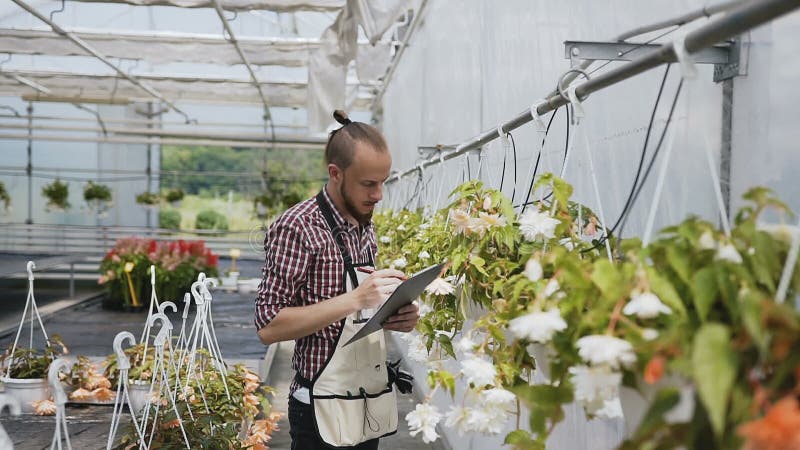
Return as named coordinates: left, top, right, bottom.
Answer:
left=163, top=188, right=184, bottom=207
left=0, top=181, right=11, bottom=214
left=84, top=181, right=113, bottom=216
left=41, top=179, right=70, bottom=212
left=135, top=191, right=161, bottom=210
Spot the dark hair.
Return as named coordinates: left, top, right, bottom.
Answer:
left=325, top=110, right=388, bottom=169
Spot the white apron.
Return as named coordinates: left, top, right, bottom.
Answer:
left=293, top=191, right=398, bottom=448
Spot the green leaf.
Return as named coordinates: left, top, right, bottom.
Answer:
left=739, top=290, right=767, bottom=354
left=665, top=244, right=691, bottom=284
left=505, top=429, right=544, bottom=450
left=591, top=259, right=625, bottom=302
left=436, top=333, right=457, bottom=359
left=692, top=323, right=737, bottom=438
left=510, top=383, right=573, bottom=407
left=690, top=267, right=717, bottom=321
left=645, top=267, right=687, bottom=318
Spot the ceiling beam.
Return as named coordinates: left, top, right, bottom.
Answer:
left=67, top=0, right=344, bottom=13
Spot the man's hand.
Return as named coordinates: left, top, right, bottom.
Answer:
left=383, top=303, right=420, bottom=332
left=352, top=269, right=405, bottom=311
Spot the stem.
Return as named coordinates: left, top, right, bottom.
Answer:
left=606, top=297, right=626, bottom=335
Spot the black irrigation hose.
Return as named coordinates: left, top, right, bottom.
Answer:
left=582, top=64, right=673, bottom=254
left=616, top=78, right=684, bottom=241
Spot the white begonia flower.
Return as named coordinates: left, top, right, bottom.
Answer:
left=444, top=406, right=471, bottom=436
left=480, top=388, right=516, bottom=409
left=479, top=212, right=507, bottom=229
left=623, top=291, right=672, bottom=319
left=397, top=224, right=407, bottom=231
left=716, top=243, right=743, bottom=264
left=418, top=250, right=431, bottom=260
left=576, top=335, right=636, bottom=370
left=419, top=222, right=431, bottom=230
left=641, top=328, right=660, bottom=341
left=543, top=278, right=561, bottom=298
left=464, top=405, right=508, bottom=435
left=594, top=397, right=624, bottom=419
left=379, top=236, right=392, bottom=244
left=406, top=403, right=441, bottom=443
left=559, top=237, right=575, bottom=251
left=455, top=334, right=477, bottom=355
left=425, top=277, right=455, bottom=296
left=508, top=308, right=567, bottom=343
left=483, top=196, right=492, bottom=211
left=460, top=356, right=497, bottom=387
left=392, top=257, right=408, bottom=269
left=449, top=209, right=471, bottom=235
left=518, top=209, right=561, bottom=242
left=698, top=231, right=717, bottom=250
left=524, top=258, right=543, bottom=282
left=569, top=364, right=623, bottom=417
left=417, top=302, right=433, bottom=317
left=406, top=333, right=429, bottom=363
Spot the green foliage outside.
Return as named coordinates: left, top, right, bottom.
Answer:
left=195, top=209, right=229, bottom=231
left=159, top=209, right=181, bottom=230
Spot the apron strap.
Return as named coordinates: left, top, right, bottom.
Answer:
left=315, top=190, right=353, bottom=267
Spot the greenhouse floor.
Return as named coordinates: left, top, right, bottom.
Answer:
left=0, top=259, right=445, bottom=449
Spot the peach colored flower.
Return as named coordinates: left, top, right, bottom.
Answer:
left=92, top=387, right=115, bottom=402
left=33, top=399, right=56, bottom=415
left=738, top=395, right=800, bottom=450
left=69, top=388, right=93, bottom=402
left=644, top=355, right=665, bottom=385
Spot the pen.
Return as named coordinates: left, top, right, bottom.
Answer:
left=356, top=266, right=407, bottom=280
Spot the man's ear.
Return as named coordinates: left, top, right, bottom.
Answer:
left=328, top=163, right=343, bottom=182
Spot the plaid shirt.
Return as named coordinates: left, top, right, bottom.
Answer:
left=254, top=187, right=377, bottom=394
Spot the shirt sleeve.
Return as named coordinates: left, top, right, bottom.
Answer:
left=254, top=223, right=312, bottom=330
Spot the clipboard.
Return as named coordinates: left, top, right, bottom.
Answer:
left=342, top=262, right=446, bottom=347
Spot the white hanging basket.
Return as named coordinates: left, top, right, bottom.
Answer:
left=0, top=377, right=49, bottom=414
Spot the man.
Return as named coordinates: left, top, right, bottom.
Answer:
left=255, top=110, right=420, bottom=450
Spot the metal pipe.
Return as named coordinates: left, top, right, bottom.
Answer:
left=0, top=113, right=308, bottom=130
left=211, top=0, right=274, bottom=132
left=369, top=0, right=429, bottom=116
left=0, top=132, right=325, bottom=149
left=386, top=0, right=800, bottom=184
left=10, top=0, right=195, bottom=123
left=0, top=122, right=326, bottom=144
left=615, top=0, right=746, bottom=42
left=25, top=102, right=32, bottom=225
left=0, top=165, right=325, bottom=179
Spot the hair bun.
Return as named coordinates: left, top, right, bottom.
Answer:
left=333, top=109, right=352, bottom=126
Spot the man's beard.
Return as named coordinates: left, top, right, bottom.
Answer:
left=340, top=179, right=373, bottom=225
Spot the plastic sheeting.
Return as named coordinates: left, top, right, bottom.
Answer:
left=0, top=28, right=333, bottom=67
left=0, top=68, right=375, bottom=107
left=67, top=0, right=344, bottom=12
left=379, top=1, right=800, bottom=449
left=306, top=0, right=408, bottom=131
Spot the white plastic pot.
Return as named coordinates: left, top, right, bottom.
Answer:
left=0, top=377, right=50, bottom=414
left=127, top=380, right=154, bottom=414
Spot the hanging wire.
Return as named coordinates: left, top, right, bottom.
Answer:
left=49, top=0, right=66, bottom=21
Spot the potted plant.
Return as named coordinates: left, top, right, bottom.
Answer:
left=0, top=181, right=10, bottom=213
left=163, top=188, right=184, bottom=207
left=62, top=355, right=115, bottom=404
left=103, top=343, right=157, bottom=413
left=83, top=181, right=113, bottom=216
left=111, top=363, right=281, bottom=449
left=41, top=179, right=70, bottom=212
left=98, top=238, right=219, bottom=311
left=135, top=191, right=160, bottom=209
left=0, top=335, right=68, bottom=414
